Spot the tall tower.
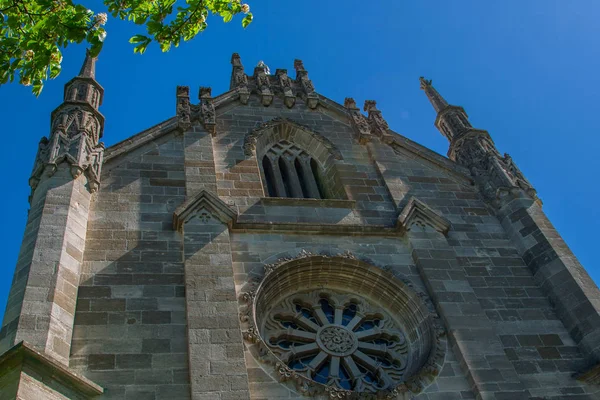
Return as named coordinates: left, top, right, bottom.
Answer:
left=0, top=51, right=105, bottom=367
left=420, top=77, right=600, bottom=370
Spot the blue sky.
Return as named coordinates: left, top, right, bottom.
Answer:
left=0, top=0, right=599, bottom=322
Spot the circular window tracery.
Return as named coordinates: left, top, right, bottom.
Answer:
left=240, top=253, right=446, bottom=399
left=263, top=291, right=409, bottom=393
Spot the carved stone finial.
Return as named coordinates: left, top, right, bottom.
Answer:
left=276, top=69, right=295, bottom=108
left=419, top=76, right=432, bottom=89
left=363, top=100, right=390, bottom=140
left=345, top=98, right=371, bottom=144
left=363, top=100, right=377, bottom=113
left=199, top=86, right=212, bottom=99
left=294, top=59, right=318, bottom=109
left=294, top=59, right=305, bottom=71
left=176, top=86, right=191, bottom=133
left=231, top=53, right=242, bottom=66
left=254, top=66, right=273, bottom=107
left=344, top=98, right=358, bottom=110
left=256, top=60, right=270, bottom=75
left=230, top=53, right=249, bottom=103
left=419, top=76, right=448, bottom=114
left=199, top=86, right=216, bottom=136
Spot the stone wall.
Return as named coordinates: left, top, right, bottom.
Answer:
left=70, top=133, right=190, bottom=400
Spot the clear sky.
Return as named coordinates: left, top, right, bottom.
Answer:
left=0, top=0, right=599, bottom=323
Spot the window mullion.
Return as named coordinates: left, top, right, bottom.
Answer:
left=268, top=154, right=288, bottom=197
left=281, top=155, right=304, bottom=198
left=300, top=156, right=322, bottom=199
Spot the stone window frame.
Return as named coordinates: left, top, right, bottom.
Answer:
left=238, top=251, right=446, bottom=398
left=244, top=117, right=347, bottom=200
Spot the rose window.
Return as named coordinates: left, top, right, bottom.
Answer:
left=261, top=290, right=409, bottom=393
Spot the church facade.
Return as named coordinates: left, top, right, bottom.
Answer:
left=0, top=52, right=599, bottom=400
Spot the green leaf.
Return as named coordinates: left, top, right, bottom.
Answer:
left=242, top=13, right=253, bottom=28
left=222, top=10, right=232, bottom=23
left=129, top=34, right=149, bottom=44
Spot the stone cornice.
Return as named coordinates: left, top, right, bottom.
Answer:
left=0, top=341, right=104, bottom=397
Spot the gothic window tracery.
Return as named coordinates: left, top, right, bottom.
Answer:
left=261, top=140, right=325, bottom=199
left=262, top=290, right=408, bottom=393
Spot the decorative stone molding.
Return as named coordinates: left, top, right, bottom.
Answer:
left=172, top=189, right=237, bottom=231
left=30, top=110, right=105, bottom=195
left=199, top=86, right=216, bottom=135
left=243, top=117, right=342, bottom=160
left=397, top=197, right=451, bottom=235
left=344, top=98, right=372, bottom=144
left=238, top=251, right=446, bottom=399
left=254, top=66, right=274, bottom=106
left=276, top=69, right=296, bottom=108
left=230, top=53, right=250, bottom=104
left=176, top=85, right=192, bottom=133
left=363, top=100, right=392, bottom=142
left=294, top=59, right=319, bottom=109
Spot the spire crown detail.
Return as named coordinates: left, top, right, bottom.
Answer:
left=78, top=49, right=96, bottom=79
left=419, top=76, right=448, bottom=114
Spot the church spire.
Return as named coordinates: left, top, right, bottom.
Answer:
left=419, top=77, right=471, bottom=142
left=420, top=76, right=537, bottom=203
left=419, top=77, right=448, bottom=113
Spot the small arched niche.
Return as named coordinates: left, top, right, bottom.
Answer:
left=244, top=118, right=346, bottom=200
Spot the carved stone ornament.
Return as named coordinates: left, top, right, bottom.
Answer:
left=344, top=98, right=372, bottom=144
left=254, top=67, right=274, bottom=107
left=172, top=189, right=237, bottom=231
left=31, top=105, right=105, bottom=197
left=276, top=69, right=296, bottom=108
left=199, top=87, right=216, bottom=136
left=230, top=53, right=250, bottom=104
left=294, top=59, right=318, bottom=109
left=176, top=86, right=192, bottom=133
left=449, top=130, right=538, bottom=204
left=397, top=197, right=452, bottom=235
left=363, top=100, right=391, bottom=141
left=243, top=117, right=342, bottom=160
left=238, top=251, right=446, bottom=399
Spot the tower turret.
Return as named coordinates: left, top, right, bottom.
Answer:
left=0, top=51, right=105, bottom=367
left=420, top=77, right=536, bottom=202
left=30, top=50, right=105, bottom=195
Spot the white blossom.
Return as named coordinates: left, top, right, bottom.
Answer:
left=95, top=13, right=108, bottom=26
left=241, top=4, right=249, bottom=13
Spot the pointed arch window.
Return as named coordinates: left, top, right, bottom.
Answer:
left=261, top=140, right=324, bottom=199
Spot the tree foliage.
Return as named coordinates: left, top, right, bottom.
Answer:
left=0, top=0, right=252, bottom=95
